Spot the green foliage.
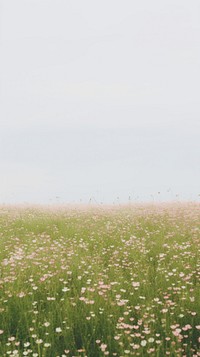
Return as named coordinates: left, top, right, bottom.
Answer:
left=0, top=204, right=199, bottom=356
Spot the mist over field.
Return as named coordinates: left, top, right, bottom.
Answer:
left=0, top=0, right=200, bottom=205
left=1, top=124, right=199, bottom=204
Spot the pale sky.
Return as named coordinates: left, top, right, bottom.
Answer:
left=0, top=0, right=200, bottom=204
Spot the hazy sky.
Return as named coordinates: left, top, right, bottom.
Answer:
left=0, top=0, right=200, bottom=204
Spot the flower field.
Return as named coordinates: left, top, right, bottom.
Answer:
left=0, top=203, right=199, bottom=357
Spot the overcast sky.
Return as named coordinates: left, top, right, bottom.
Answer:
left=0, top=0, right=200, bottom=204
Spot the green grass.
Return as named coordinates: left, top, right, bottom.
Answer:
left=0, top=203, right=199, bottom=356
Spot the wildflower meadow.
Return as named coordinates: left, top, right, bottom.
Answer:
left=0, top=203, right=199, bottom=357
